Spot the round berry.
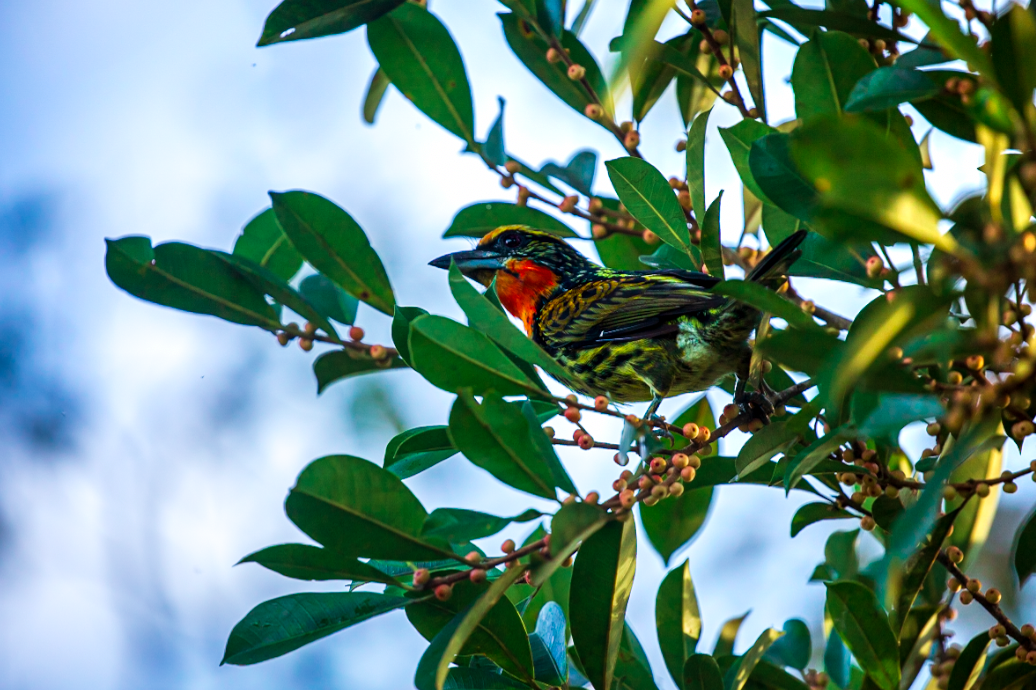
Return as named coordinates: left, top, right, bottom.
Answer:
left=860, top=516, right=876, bottom=531
left=412, top=568, right=430, bottom=586
left=986, top=588, right=1002, bottom=604
left=584, top=103, right=603, bottom=119
left=690, top=8, right=706, bottom=24
left=434, top=584, right=453, bottom=601
left=671, top=453, right=689, bottom=469
left=680, top=466, right=696, bottom=482
left=299, top=338, right=314, bottom=352
left=369, top=344, right=387, bottom=360
left=947, top=546, right=964, bottom=563
left=564, top=407, right=582, bottom=423
left=567, top=64, right=586, bottom=80
left=642, top=230, right=659, bottom=244
left=469, top=569, right=487, bottom=584
left=501, top=539, right=515, bottom=554
left=669, top=482, right=685, bottom=497
left=277, top=332, right=291, bottom=346
left=682, top=423, right=699, bottom=439
left=619, top=489, right=636, bottom=508
left=650, top=457, right=668, bottom=474
left=718, top=64, right=733, bottom=80
left=959, top=590, right=973, bottom=605
left=578, top=434, right=595, bottom=450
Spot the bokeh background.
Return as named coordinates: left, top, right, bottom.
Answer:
left=0, top=1, right=1033, bottom=688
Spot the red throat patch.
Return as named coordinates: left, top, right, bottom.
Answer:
left=494, top=260, right=559, bottom=333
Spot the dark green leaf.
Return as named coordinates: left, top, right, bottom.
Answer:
left=824, top=630, right=850, bottom=689
left=720, top=120, right=780, bottom=204
left=285, top=454, right=452, bottom=560
left=896, top=36, right=952, bottom=69
left=607, top=156, right=693, bottom=257
left=422, top=507, right=542, bottom=544
left=791, top=31, right=876, bottom=120
left=657, top=560, right=703, bottom=687
left=520, top=401, right=577, bottom=495
left=106, top=237, right=281, bottom=329
left=368, top=3, right=475, bottom=143
left=760, top=8, right=912, bottom=44
left=392, top=305, right=428, bottom=365
left=531, top=504, right=605, bottom=587
left=731, top=0, right=764, bottom=121
left=409, top=315, right=545, bottom=397
left=270, top=190, right=395, bottom=314
left=413, top=567, right=533, bottom=690
left=758, top=326, right=843, bottom=377
left=700, top=192, right=724, bottom=279
left=614, top=623, right=660, bottom=690
left=712, top=279, right=819, bottom=331
left=726, top=628, right=785, bottom=690
left=222, top=592, right=407, bottom=665
left=784, top=428, right=855, bottom=492
left=825, top=582, right=900, bottom=690
left=484, top=97, right=507, bottom=167
left=299, top=273, right=358, bottom=325
left=362, top=67, right=391, bottom=124
left=530, top=601, right=568, bottom=685
left=537, top=0, right=564, bottom=36
left=444, top=201, right=576, bottom=238
left=449, top=392, right=558, bottom=499
left=640, top=485, right=713, bottom=565
left=765, top=620, right=811, bottom=670
left=257, top=0, right=404, bottom=46
left=687, top=108, right=712, bottom=224
left=541, top=150, right=597, bottom=197
left=385, top=425, right=456, bottom=479
left=523, top=560, right=572, bottom=627
left=1014, top=506, right=1036, bottom=585
left=441, top=668, right=527, bottom=689
left=946, top=633, right=991, bottom=690
left=685, top=654, right=725, bottom=690
left=857, top=393, right=943, bottom=443
left=891, top=509, right=958, bottom=633
left=232, top=207, right=303, bottom=281
left=499, top=13, right=612, bottom=123
left=570, top=518, right=637, bottom=690
left=912, top=92, right=977, bottom=143
left=750, top=134, right=819, bottom=223
left=991, top=5, right=1036, bottom=112
left=786, top=232, right=879, bottom=287
left=313, top=349, right=406, bottom=394
left=790, top=503, right=853, bottom=537
left=633, top=32, right=697, bottom=122
left=845, top=67, right=940, bottom=112
left=715, top=613, right=749, bottom=657
left=888, top=0, right=995, bottom=78
left=238, top=543, right=401, bottom=585
left=980, top=661, right=1036, bottom=690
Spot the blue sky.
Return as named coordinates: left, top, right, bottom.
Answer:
left=0, top=1, right=1032, bottom=689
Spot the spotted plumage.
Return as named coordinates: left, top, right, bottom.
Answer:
left=431, top=225, right=806, bottom=404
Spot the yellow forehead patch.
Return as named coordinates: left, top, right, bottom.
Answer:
left=477, top=225, right=560, bottom=247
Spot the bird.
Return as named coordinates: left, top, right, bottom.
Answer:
left=430, top=226, right=807, bottom=428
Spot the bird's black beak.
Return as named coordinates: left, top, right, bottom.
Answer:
left=429, top=249, right=507, bottom=274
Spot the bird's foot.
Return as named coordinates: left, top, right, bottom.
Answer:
left=647, top=414, right=674, bottom=443
left=735, top=390, right=775, bottom=424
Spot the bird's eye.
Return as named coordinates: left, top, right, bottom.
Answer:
left=502, top=233, right=523, bottom=249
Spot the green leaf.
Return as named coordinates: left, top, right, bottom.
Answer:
left=570, top=518, right=637, bottom=690
left=449, top=392, right=558, bottom=499
left=413, top=567, right=533, bottom=690
left=857, top=393, right=943, bottom=443
left=222, top=592, right=407, bottom=665
left=887, top=0, right=995, bottom=79
left=750, top=134, right=819, bottom=223
left=299, top=273, right=359, bottom=325
left=896, top=35, right=952, bottom=69
left=765, top=620, right=811, bottom=670
left=980, top=660, right=1036, bottom=690
left=237, top=543, right=402, bottom=585
left=217, top=253, right=338, bottom=337
left=269, top=190, right=395, bottom=315
left=363, top=67, right=391, bottom=124
left=285, top=454, right=452, bottom=560
left=1014, top=506, right=1036, bottom=585
left=484, top=97, right=507, bottom=167
left=409, top=315, right=544, bottom=397
left=991, top=5, right=1036, bottom=112
left=824, top=630, right=850, bottom=689
left=737, top=419, right=801, bottom=478
left=825, top=582, right=900, bottom=690
left=443, top=201, right=576, bottom=238
left=890, top=509, right=958, bottom=633
left=715, top=613, right=750, bottom=657
left=530, top=602, right=568, bottom=685
left=256, top=0, right=404, bottom=46
left=422, top=507, right=542, bottom=544
left=792, top=31, right=876, bottom=121
left=499, top=12, right=612, bottom=123
left=614, top=623, right=660, bottom=690
left=520, top=401, right=577, bottom=495
left=790, top=503, right=852, bottom=537
left=657, top=560, right=703, bottom=687
left=634, top=32, right=698, bottom=122
left=788, top=119, right=952, bottom=252
left=448, top=263, right=572, bottom=384
left=720, top=120, right=780, bottom=204
left=640, top=485, right=713, bottom=565
left=441, top=668, right=528, bottom=689
left=731, top=0, right=764, bottom=121
left=700, top=192, right=724, bottom=279
left=392, top=305, right=428, bottom=365
left=367, top=3, right=475, bottom=143
left=726, top=628, right=785, bottom=690
left=531, top=504, right=606, bottom=587
left=687, top=108, right=712, bottom=225
left=946, top=633, right=991, bottom=690
left=537, top=0, right=564, bottom=36
left=607, top=156, right=693, bottom=257
left=540, top=150, right=597, bottom=197
left=105, top=237, right=280, bottom=329
left=712, top=279, right=819, bottom=332
left=685, top=654, right=725, bottom=690
left=232, top=207, right=303, bottom=281
left=760, top=7, right=912, bottom=43
left=384, top=425, right=456, bottom=479
left=784, top=428, right=855, bottom=492
left=787, top=232, right=879, bottom=287
left=758, top=326, right=843, bottom=377
left=313, top=349, right=406, bottom=393
left=845, top=67, right=940, bottom=113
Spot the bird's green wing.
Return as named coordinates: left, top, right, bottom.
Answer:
left=537, top=274, right=726, bottom=347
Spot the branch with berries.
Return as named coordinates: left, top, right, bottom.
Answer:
left=680, top=1, right=756, bottom=119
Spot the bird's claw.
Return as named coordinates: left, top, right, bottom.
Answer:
left=735, top=390, right=775, bottom=424
left=648, top=415, right=674, bottom=442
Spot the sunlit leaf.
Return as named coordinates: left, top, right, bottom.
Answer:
left=726, top=628, right=784, bottom=690
left=657, top=560, right=703, bottom=687
left=362, top=67, right=391, bottom=124
left=529, top=601, right=568, bottom=685
left=687, top=108, right=712, bottom=224
left=731, top=0, right=764, bottom=120
left=946, top=633, right=991, bottom=690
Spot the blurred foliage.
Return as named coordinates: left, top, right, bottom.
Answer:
left=106, top=0, right=1036, bottom=688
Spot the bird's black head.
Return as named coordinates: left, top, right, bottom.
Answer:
left=429, top=225, right=593, bottom=287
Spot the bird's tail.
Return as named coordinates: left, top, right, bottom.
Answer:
left=745, top=229, right=808, bottom=290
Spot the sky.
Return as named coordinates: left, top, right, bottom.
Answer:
left=0, top=1, right=1033, bottom=689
